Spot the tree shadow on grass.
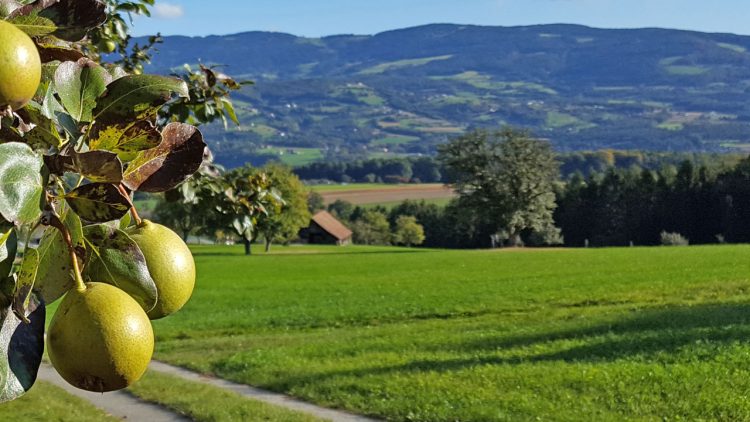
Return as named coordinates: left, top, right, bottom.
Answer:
left=458, top=302, right=750, bottom=356
left=231, top=302, right=750, bottom=390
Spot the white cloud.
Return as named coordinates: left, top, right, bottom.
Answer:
left=154, top=3, right=184, bottom=19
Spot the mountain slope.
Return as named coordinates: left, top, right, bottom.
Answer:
left=138, top=24, right=750, bottom=167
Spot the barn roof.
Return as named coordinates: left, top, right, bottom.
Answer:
left=311, top=211, right=353, bottom=241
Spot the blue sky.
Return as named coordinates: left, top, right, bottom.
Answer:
left=132, top=0, right=750, bottom=37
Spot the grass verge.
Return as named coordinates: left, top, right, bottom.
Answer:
left=0, top=381, right=118, bottom=421
left=128, top=370, right=324, bottom=422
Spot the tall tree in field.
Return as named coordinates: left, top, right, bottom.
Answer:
left=439, top=128, right=561, bottom=246
left=256, top=163, right=311, bottom=252
left=219, top=169, right=283, bottom=255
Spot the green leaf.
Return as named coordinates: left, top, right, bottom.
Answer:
left=118, top=212, right=131, bottom=230
left=0, top=143, right=44, bottom=225
left=19, top=104, right=64, bottom=150
left=92, top=75, right=188, bottom=123
left=0, top=228, right=17, bottom=280
left=73, top=151, right=124, bottom=183
left=8, top=12, right=57, bottom=37
left=54, top=59, right=111, bottom=123
left=82, top=224, right=157, bottom=312
left=34, top=209, right=84, bottom=304
left=40, top=82, right=80, bottom=140
left=221, top=98, right=239, bottom=126
left=12, top=248, right=38, bottom=323
left=89, top=119, right=161, bottom=162
left=64, top=183, right=130, bottom=223
left=0, top=296, right=44, bottom=403
left=123, top=123, right=206, bottom=192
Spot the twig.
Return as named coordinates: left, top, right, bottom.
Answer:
left=47, top=213, right=86, bottom=292
left=117, top=184, right=142, bottom=225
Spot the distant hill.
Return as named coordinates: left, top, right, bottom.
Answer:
left=137, top=24, right=750, bottom=167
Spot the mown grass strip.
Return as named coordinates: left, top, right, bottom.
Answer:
left=128, top=370, right=326, bottom=422
left=0, top=381, right=119, bottom=421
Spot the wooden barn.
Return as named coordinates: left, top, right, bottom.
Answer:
left=299, top=211, right=353, bottom=246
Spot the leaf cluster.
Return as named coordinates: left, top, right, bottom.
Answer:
left=166, top=165, right=284, bottom=243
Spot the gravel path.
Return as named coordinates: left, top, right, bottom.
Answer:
left=148, top=360, right=380, bottom=422
left=37, top=364, right=191, bottom=421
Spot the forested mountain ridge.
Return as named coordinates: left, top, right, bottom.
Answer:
left=137, top=24, right=750, bottom=167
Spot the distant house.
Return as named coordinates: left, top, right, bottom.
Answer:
left=299, top=211, right=353, bottom=246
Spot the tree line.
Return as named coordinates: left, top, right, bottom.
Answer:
left=318, top=128, right=750, bottom=249
left=153, top=127, right=750, bottom=251
left=292, top=150, right=742, bottom=185
left=555, top=159, right=750, bottom=246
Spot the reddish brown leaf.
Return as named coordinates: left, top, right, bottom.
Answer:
left=122, top=123, right=206, bottom=193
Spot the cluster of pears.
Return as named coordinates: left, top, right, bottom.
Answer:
left=47, top=221, right=196, bottom=392
left=0, top=20, right=195, bottom=392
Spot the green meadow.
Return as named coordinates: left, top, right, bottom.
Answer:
left=138, top=244, right=750, bottom=421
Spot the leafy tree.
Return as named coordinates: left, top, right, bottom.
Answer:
left=307, top=190, right=325, bottom=213
left=388, top=200, right=443, bottom=246
left=256, top=164, right=310, bottom=252
left=327, top=199, right=355, bottom=221
left=351, top=210, right=391, bottom=245
left=439, top=128, right=561, bottom=246
left=209, top=168, right=283, bottom=255
left=153, top=161, right=225, bottom=241
left=393, top=215, right=425, bottom=247
left=153, top=197, right=195, bottom=240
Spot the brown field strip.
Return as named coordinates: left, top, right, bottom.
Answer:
left=320, top=185, right=456, bottom=205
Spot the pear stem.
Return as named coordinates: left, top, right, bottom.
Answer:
left=48, top=213, right=86, bottom=292
left=118, top=184, right=142, bottom=226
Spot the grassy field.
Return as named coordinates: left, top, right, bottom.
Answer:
left=371, top=135, right=421, bottom=146
left=142, top=244, right=750, bottom=421
left=258, top=147, right=323, bottom=167
left=359, top=55, right=453, bottom=75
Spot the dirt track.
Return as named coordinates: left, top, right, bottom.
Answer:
left=320, top=185, right=455, bottom=205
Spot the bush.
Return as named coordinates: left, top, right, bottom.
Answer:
left=660, top=231, right=689, bottom=246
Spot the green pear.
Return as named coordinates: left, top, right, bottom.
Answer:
left=126, top=220, right=196, bottom=319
